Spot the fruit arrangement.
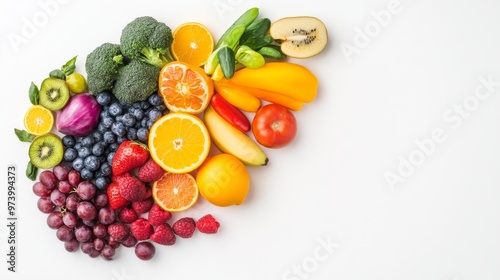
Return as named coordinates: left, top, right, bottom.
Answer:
left=14, top=7, right=327, bottom=261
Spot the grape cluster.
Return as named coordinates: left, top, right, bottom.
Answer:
left=34, top=165, right=128, bottom=260
left=61, top=92, right=168, bottom=189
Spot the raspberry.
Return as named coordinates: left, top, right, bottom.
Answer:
left=150, top=223, right=176, bottom=245
left=119, top=207, right=139, bottom=224
left=196, top=214, right=220, bottom=234
left=130, top=218, right=153, bottom=241
left=115, top=172, right=147, bottom=202
left=148, top=204, right=172, bottom=226
left=172, top=217, right=196, bottom=238
left=107, top=222, right=129, bottom=241
left=137, top=158, right=165, bottom=182
left=132, top=197, right=154, bottom=214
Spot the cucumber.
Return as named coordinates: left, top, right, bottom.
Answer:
left=218, top=46, right=236, bottom=79
left=215, top=7, right=259, bottom=49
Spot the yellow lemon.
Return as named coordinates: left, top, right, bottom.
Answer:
left=196, top=153, right=250, bottom=207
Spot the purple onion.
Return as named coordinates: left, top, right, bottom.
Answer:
left=56, top=93, right=101, bottom=137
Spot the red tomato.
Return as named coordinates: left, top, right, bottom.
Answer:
left=252, top=104, right=297, bottom=148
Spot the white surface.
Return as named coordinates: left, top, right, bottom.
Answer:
left=1, top=0, right=500, bottom=279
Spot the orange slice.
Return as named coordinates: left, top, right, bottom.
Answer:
left=152, top=173, right=199, bottom=212
left=171, top=22, right=214, bottom=67
left=159, top=61, right=214, bottom=114
left=148, top=112, right=210, bottom=173
left=24, top=105, right=54, bottom=135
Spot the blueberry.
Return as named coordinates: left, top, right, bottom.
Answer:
left=155, top=104, right=168, bottom=113
left=72, top=158, right=84, bottom=172
left=103, top=131, right=116, bottom=144
left=92, top=142, right=106, bottom=156
left=132, top=108, right=144, bottom=120
left=78, top=146, right=92, bottom=158
left=62, top=135, right=76, bottom=148
left=102, top=117, right=114, bottom=129
left=97, top=155, right=107, bottom=163
left=111, top=122, right=126, bottom=137
left=127, top=127, right=137, bottom=140
left=141, top=118, right=149, bottom=128
left=81, top=136, right=95, bottom=147
left=107, top=152, right=115, bottom=165
left=137, top=128, right=149, bottom=142
left=121, top=113, right=136, bottom=127
left=108, top=103, right=123, bottom=116
left=80, top=168, right=94, bottom=181
left=108, top=143, right=119, bottom=152
left=84, top=155, right=101, bottom=172
left=96, top=92, right=112, bottom=106
left=63, top=148, right=78, bottom=161
left=74, top=142, right=82, bottom=150
left=147, top=119, right=155, bottom=129
left=119, top=101, right=131, bottom=109
left=94, top=177, right=110, bottom=190
left=116, top=115, right=123, bottom=123
left=148, top=94, right=163, bottom=106
left=140, top=101, right=151, bottom=110
left=97, top=122, right=108, bottom=134
left=148, top=109, right=162, bottom=122
left=100, top=109, right=111, bottom=119
left=99, top=162, right=112, bottom=176
left=92, top=131, right=103, bottom=142
left=131, top=102, right=141, bottom=109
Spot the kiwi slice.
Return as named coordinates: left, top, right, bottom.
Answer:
left=29, top=133, right=64, bottom=169
left=270, top=16, right=328, bottom=58
left=39, top=78, right=70, bottom=110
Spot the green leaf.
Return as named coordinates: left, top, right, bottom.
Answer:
left=26, top=161, right=37, bottom=181
left=29, top=82, right=39, bottom=105
left=49, top=69, right=66, bottom=80
left=14, top=128, right=35, bottom=142
left=61, top=55, right=77, bottom=76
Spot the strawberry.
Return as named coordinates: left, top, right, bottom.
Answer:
left=106, top=182, right=129, bottom=210
left=132, top=197, right=154, bottom=214
left=150, top=224, right=176, bottom=246
left=114, top=173, right=147, bottom=202
left=112, top=140, right=149, bottom=176
left=137, top=158, right=165, bottom=182
left=119, top=207, right=139, bottom=224
left=196, top=214, right=220, bottom=234
left=172, top=217, right=196, bottom=238
left=130, top=218, right=153, bottom=241
left=148, top=204, right=172, bottom=226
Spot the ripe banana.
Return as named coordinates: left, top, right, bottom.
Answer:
left=214, top=81, right=261, bottom=112
left=204, top=104, right=268, bottom=166
left=224, top=62, right=318, bottom=103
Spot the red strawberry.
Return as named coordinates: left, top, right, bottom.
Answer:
left=150, top=224, right=176, bottom=246
left=114, top=173, right=147, bottom=202
left=172, top=217, right=196, bottom=238
left=112, top=140, right=149, bottom=176
left=137, top=159, right=165, bottom=182
left=148, top=204, right=172, bottom=226
left=119, top=207, right=139, bottom=224
left=196, top=214, right=220, bottom=234
left=130, top=218, right=153, bottom=240
left=106, top=182, right=129, bottom=210
left=107, top=222, right=129, bottom=241
left=132, top=197, right=154, bottom=214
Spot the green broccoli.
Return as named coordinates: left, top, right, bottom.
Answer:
left=85, top=43, right=124, bottom=94
left=120, top=16, right=174, bottom=68
left=112, top=60, right=160, bottom=103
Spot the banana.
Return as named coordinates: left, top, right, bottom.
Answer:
left=214, top=81, right=261, bottom=112
left=204, top=104, right=268, bottom=166
left=224, top=62, right=318, bottom=103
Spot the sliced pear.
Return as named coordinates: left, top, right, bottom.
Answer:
left=270, top=16, right=328, bottom=58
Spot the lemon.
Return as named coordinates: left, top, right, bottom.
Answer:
left=196, top=153, right=250, bottom=207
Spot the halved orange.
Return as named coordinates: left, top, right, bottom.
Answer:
left=152, top=172, right=199, bottom=212
left=24, top=105, right=54, bottom=135
left=159, top=61, right=214, bottom=114
left=171, top=22, right=214, bottom=67
left=148, top=112, right=210, bottom=173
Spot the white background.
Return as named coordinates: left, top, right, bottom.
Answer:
left=1, top=0, right=500, bottom=279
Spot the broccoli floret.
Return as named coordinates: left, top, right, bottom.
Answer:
left=112, top=60, right=160, bottom=103
left=85, top=43, right=124, bottom=94
left=120, top=16, right=174, bottom=68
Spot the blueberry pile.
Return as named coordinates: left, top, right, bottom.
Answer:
left=61, top=92, right=168, bottom=189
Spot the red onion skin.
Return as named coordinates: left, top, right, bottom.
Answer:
left=56, top=93, right=101, bottom=137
